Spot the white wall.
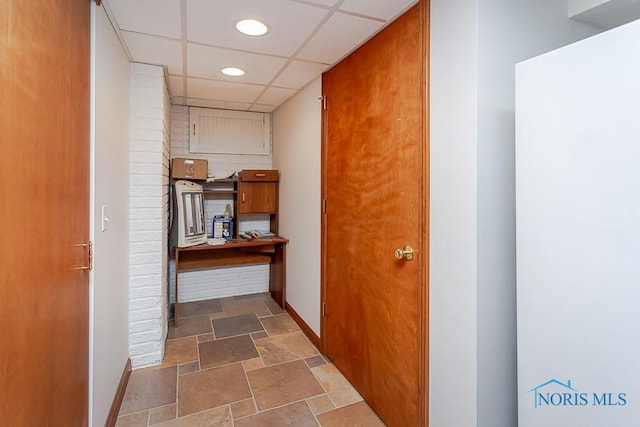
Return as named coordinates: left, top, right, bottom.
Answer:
left=168, top=105, right=271, bottom=303
left=516, top=20, right=640, bottom=426
left=430, top=0, right=601, bottom=426
left=169, top=105, right=272, bottom=178
left=90, top=4, right=131, bottom=425
left=476, top=1, right=600, bottom=426
left=272, top=79, right=322, bottom=335
left=128, top=63, right=171, bottom=368
left=429, top=1, right=479, bottom=425
left=569, top=0, right=610, bottom=16
left=569, top=0, right=640, bottom=30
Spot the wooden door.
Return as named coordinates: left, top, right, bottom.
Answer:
left=0, top=0, right=91, bottom=425
left=322, top=2, right=428, bottom=426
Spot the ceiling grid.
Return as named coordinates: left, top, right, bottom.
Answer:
left=102, top=0, right=418, bottom=112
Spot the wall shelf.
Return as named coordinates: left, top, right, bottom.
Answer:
left=202, top=189, right=237, bottom=195
left=186, top=170, right=279, bottom=239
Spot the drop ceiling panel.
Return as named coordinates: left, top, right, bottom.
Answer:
left=187, top=78, right=264, bottom=103
left=257, top=87, right=298, bottom=106
left=187, top=43, right=288, bottom=85
left=297, top=12, right=385, bottom=64
left=272, top=60, right=329, bottom=89
left=224, top=101, right=254, bottom=111
left=186, top=98, right=252, bottom=111
left=101, top=0, right=417, bottom=110
left=186, top=98, right=227, bottom=109
left=294, top=0, right=339, bottom=7
left=250, top=104, right=277, bottom=113
left=186, top=0, right=328, bottom=57
left=122, top=32, right=183, bottom=75
left=340, top=0, right=418, bottom=20
left=107, top=0, right=181, bottom=39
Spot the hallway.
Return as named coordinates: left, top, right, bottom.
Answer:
left=115, top=293, right=384, bottom=426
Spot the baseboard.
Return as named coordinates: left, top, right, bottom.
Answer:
left=105, top=358, right=132, bottom=427
left=285, top=302, right=322, bottom=350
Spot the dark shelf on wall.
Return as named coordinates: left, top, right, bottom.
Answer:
left=201, top=179, right=237, bottom=195
left=201, top=178, right=237, bottom=184
left=193, top=170, right=279, bottom=239
left=202, top=189, right=237, bottom=195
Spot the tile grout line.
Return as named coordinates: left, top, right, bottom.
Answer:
left=174, top=357, right=180, bottom=422
left=256, top=311, right=269, bottom=336
left=309, top=397, right=324, bottom=427
left=229, top=403, right=236, bottom=427
left=232, top=396, right=325, bottom=423
left=309, top=365, right=341, bottom=410
left=239, top=320, right=260, bottom=424
left=166, top=402, right=235, bottom=423
left=121, top=296, right=374, bottom=426
left=305, top=393, right=337, bottom=417
left=181, top=332, right=205, bottom=421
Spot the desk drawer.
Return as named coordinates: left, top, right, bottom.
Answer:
left=241, top=169, right=278, bottom=182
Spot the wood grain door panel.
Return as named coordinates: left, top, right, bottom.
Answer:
left=322, top=2, right=428, bottom=426
left=237, top=182, right=277, bottom=214
left=0, top=0, right=91, bottom=425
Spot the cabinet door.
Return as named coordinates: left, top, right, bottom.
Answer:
left=237, top=182, right=277, bottom=213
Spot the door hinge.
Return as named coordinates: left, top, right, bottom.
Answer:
left=89, top=241, right=94, bottom=271
left=72, top=241, right=93, bottom=272
left=322, top=302, right=326, bottom=317
left=322, top=198, right=327, bottom=214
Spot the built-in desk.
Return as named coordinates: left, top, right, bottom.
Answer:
left=173, top=237, right=288, bottom=326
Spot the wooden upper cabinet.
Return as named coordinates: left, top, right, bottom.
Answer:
left=241, top=169, right=279, bottom=181
left=199, top=169, right=279, bottom=237
left=237, top=170, right=279, bottom=215
left=237, top=181, right=277, bottom=213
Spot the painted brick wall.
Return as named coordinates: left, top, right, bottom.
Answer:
left=169, top=105, right=271, bottom=303
left=128, top=63, right=171, bottom=368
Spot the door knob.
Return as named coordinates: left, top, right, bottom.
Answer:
left=394, top=245, right=414, bottom=261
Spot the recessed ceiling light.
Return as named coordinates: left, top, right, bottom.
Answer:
left=221, top=67, right=246, bottom=77
left=235, top=19, right=269, bottom=36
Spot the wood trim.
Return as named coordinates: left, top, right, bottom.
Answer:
left=320, top=74, right=328, bottom=357
left=419, top=1, right=431, bottom=425
left=105, top=358, right=132, bottom=427
left=177, top=253, right=272, bottom=270
left=285, top=303, right=322, bottom=350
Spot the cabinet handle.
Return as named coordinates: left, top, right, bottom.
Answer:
left=255, top=173, right=266, bottom=177
left=242, top=192, right=246, bottom=203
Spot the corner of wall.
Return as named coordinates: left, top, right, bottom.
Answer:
left=271, top=78, right=322, bottom=336
left=128, top=63, right=170, bottom=368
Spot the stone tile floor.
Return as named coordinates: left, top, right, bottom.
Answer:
left=116, top=293, right=385, bottom=426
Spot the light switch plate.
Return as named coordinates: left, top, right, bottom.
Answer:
left=101, top=205, right=109, bottom=232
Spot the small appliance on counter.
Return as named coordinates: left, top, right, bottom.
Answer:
left=169, top=180, right=207, bottom=248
